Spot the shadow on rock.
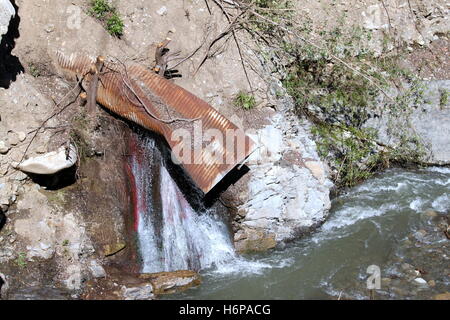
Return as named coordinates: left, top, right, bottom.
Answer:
left=0, top=0, right=24, bottom=89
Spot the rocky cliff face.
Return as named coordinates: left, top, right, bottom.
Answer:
left=365, top=80, right=450, bottom=165
left=222, top=86, right=333, bottom=252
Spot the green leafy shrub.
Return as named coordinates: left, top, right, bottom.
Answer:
left=106, top=13, right=124, bottom=36
left=234, top=91, right=257, bottom=110
left=15, top=252, right=27, bottom=268
left=89, top=0, right=124, bottom=37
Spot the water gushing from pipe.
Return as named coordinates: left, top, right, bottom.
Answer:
left=129, top=134, right=236, bottom=273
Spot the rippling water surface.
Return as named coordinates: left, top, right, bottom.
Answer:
left=168, top=167, right=450, bottom=300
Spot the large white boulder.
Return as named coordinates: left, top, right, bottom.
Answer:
left=0, top=0, right=15, bottom=37
left=16, top=144, right=77, bottom=175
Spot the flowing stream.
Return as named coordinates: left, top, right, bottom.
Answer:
left=130, top=133, right=449, bottom=299
left=168, top=167, right=450, bottom=299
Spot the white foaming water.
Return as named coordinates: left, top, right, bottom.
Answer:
left=320, top=203, right=400, bottom=233
left=136, top=161, right=287, bottom=274
left=136, top=165, right=237, bottom=273
left=409, top=198, right=424, bottom=211
left=432, top=194, right=450, bottom=212
left=426, top=167, right=450, bottom=174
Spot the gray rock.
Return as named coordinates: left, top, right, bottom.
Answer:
left=361, top=2, right=450, bottom=55
left=44, top=24, right=55, bottom=33
left=121, top=284, right=154, bottom=300
left=89, top=260, right=106, bottom=278
left=16, top=144, right=77, bottom=175
left=233, top=82, right=333, bottom=249
left=365, top=81, right=450, bottom=164
left=0, top=0, right=14, bottom=38
left=0, top=141, right=10, bottom=154
left=7, top=286, right=70, bottom=300
left=414, top=277, right=428, bottom=285
left=0, top=273, right=8, bottom=299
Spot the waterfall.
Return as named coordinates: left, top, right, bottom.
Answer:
left=128, top=134, right=237, bottom=273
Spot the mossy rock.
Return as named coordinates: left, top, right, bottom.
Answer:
left=103, top=242, right=126, bottom=257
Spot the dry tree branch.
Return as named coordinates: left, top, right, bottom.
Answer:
left=18, top=73, right=88, bottom=165
left=109, top=57, right=200, bottom=124
left=209, top=0, right=254, bottom=91
left=219, top=1, right=395, bottom=101
left=245, top=9, right=395, bottom=102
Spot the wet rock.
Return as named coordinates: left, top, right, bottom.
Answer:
left=121, top=284, right=154, bottom=300
left=140, top=270, right=201, bottom=295
left=234, top=227, right=276, bottom=253
left=16, top=144, right=77, bottom=175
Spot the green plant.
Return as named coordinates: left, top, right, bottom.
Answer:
left=279, top=23, right=426, bottom=187
left=15, top=252, right=27, bottom=268
left=62, top=239, right=70, bottom=246
left=106, top=13, right=124, bottom=36
left=89, top=0, right=124, bottom=37
left=439, top=89, right=449, bottom=109
left=89, top=0, right=111, bottom=18
left=28, top=63, right=40, bottom=77
left=234, top=91, right=256, bottom=110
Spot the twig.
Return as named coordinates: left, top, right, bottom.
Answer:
left=110, top=57, right=200, bottom=124
left=193, top=8, right=246, bottom=76
left=249, top=9, right=395, bottom=102
left=154, top=38, right=171, bottom=76
left=169, top=36, right=208, bottom=69
left=18, top=73, right=87, bottom=165
left=204, top=0, right=212, bottom=15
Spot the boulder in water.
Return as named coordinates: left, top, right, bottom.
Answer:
left=15, top=144, right=77, bottom=175
left=234, top=227, right=277, bottom=253
left=140, top=270, right=201, bottom=295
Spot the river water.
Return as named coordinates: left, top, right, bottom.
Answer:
left=165, top=167, right=450, bottom=300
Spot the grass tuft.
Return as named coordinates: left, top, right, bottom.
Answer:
left=234, top=91, right=257, bottom=110
left=89, top=0, right=124, bottom=37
